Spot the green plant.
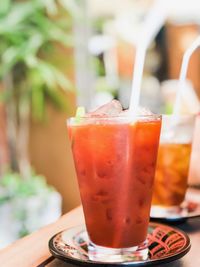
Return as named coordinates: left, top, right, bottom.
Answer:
left=0, top=171, right=58, bottom=237
left=0, top=171, right=52, bottom=204
left=0, top=0, right=79, bottom=177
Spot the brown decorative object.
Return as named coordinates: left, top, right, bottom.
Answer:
left=29, top=44, right=80, bottom=213
left=29, top=101, right=80, bottom=213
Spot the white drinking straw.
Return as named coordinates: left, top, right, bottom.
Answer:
left=129, top=0, right=168, bottom=115
left=173, top=36, right=200, bottom=115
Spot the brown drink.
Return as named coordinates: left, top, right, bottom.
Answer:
left=152, top=115, right=195, bottom=211
left=153, top=143, right=192, bottom=206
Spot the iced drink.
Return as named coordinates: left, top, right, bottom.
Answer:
left=68, top=101, right=161, bottom=257
left=153, top=143, right=192, bottom=206
left=152, top=115, right=195, bottom=208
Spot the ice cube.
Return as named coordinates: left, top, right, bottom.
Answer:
left=136, top=107, right=153, bottom=115
left=87, top=100, right=153, bottom=118
left=88, top=100, right=123, bottom=117
left=120, top=106, right=153, bottom=116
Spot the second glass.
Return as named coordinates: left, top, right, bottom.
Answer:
left=152, top=115, right=195, bottom=214
left=68, top=114, right=161, bottom=262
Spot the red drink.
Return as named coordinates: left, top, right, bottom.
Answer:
left=68, top=115, right=161, bottom=249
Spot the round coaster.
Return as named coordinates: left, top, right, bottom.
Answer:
left=151, top=199, right=200, bottom=223
left=49, top=223, right=190, bottom=266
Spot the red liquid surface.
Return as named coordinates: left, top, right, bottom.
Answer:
left=68, top=118, right=161, bottom=248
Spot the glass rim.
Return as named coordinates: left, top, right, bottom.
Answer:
left=67, top=114, right=162, bottom=124
left=161, top=114, right=196, bottom=119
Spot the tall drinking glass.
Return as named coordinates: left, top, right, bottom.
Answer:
left=68, top=114, right=161, bottom=262
left=152, top=115, right=195, bottom=215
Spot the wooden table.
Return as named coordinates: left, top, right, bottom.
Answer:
left=1, top=195, right=200, bottom=267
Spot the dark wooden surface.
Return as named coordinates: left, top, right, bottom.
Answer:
left=44, top=218, right=200, bottom=267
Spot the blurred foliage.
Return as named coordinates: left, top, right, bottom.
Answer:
left=95, top=77, right=117, bottom=96
left=0, top=171, right=53, bottom=205
left=92, top=17, right=105, bottom=34
left=0, top=1, right=76, bottom=236
left=92, top=16, right=113, bottom=34
left=0, top=0, right=78, bottom=120
left=165, top=103, right=173, bottom=114
left=93, top=57, right=105, bottom=76
left=0, top=171, right=57, bottom=238
left=92, top=57, right=118, bottom=98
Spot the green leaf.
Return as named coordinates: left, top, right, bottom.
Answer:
left=45, top=87, right=68, bottom=111
left=24, top=33, right=44, bottom=55
left=76, top=106, right=85, bottom=117
left=36, top=61, right=58, bottom=88
left=32, top=60, right=73, bottom=91
left=74, top=106, right=86, bottom=123
left=0, top=171, right=54, bottom=198
left=0, top=47, right=21, bottom=77
left=42, top=0, right=58, bottom=15
left=31, top=86, right=45, bottom=121
left=0, top=0, right=11, bottom=16
left=59, top=0, right=80, bottom=17
left=53, top=68, right=73, bottom=91
left=25, top=55, right=38, bottom=68
left=0, top=2, right=34, bottom=33
left=0, top=0, right=74, bottom=120
left=0, top=32, right=43, bottom=77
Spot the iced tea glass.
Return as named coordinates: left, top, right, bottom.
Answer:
left=68, top=115, right=161, bottom=262
left=152, top=115, right=195, bottom=215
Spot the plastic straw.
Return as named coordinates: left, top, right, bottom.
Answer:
left=129, top=0, right=168, bottom=115
left=173, top=36, right=200, bottom=115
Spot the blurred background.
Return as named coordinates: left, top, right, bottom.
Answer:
left=0, top=0, right=200, bottom=248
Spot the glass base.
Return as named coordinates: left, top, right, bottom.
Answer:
left=88, top=240, right=148, bottom=262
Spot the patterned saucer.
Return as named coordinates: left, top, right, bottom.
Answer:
left=150, top=198, right=200, bottom=223
left=49, top=223, right=190, bottom=266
